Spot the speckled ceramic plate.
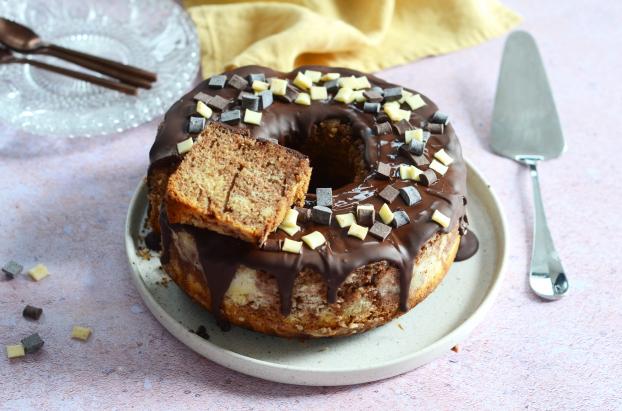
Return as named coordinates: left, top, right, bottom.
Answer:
left=125, top=160, right=507, bottom=386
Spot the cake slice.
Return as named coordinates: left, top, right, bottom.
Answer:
left=165, top=122, right=311, bottom=245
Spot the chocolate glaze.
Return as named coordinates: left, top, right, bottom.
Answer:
left=455, top=230, right=479, bottom=261
left=151, top=65, right=477, bottom=318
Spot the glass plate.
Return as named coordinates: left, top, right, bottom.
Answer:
left=0, top=0, right=200, bottom=137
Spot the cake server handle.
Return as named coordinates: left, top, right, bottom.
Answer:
left=523, top=158, right=568, bottom=300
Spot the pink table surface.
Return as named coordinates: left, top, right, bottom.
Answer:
left=1, top=0, right=621, bottom=409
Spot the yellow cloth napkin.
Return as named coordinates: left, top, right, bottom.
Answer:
left=184, top=0, right=521, bottom=78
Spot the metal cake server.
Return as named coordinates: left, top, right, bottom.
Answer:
left=491, top=31, right=569, bottom=300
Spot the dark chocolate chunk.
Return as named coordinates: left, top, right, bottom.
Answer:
left=193, top=92, right=212, bottom=105
left=422, top=130, right=431, bottom=143
left=187, top=116, right=206, bottom=133
left=194, top=325, right=210, bottom=340
left=323, top=79, right=340, bottom=93
left=376, top=113, right=390, bottom=124
left=418, top=169, right=438, bottom=186
left=316, top=188, right=333, bottom=207
left=22, top=305, right=43, bottom=321
left=208, top=75, right=227, bottom=89
left=21, top=333, right=44, bottom=354
left=375, top=122, right=392, bottom=136
left=376, top=162, right=392, bottom=179
left=241, top=94, right=259, bottom=111
left=430, top=110, right=449, bottom=125
left=144, top=231, right=161, bottom=251
left=393, top=119, right=413, bottom=136
left=237, top=90, right=254, bottom=101
left=356, top=206, right=375, bottom=226
left=399, top=186, right=422, bottom=206
left=295, top=206, right=311, bottom=224
left=371, top=86, right=384, bottom=96
left=363, top=90, right=383, bottom=103
left=392, top=210, right=411, bottom=228
left=411, top=154, right=430, bottom=167
left=2, top=260, right=22, bottom=280
left=426, top=122, right=444, bottom=134
left=262, top=239, right=282, bottom=252
left=227, top=74, right=248, bottom=90
left=247, top=73, right=266, bottom=84
left=383, top=87, right=402, bottom=102
left=363, top=102, right=380, bottom=113
left=409, top=139, right=425, bottom=156
left=258, top=90, right=273, bottom=110
left=278, top=84, right=299, bottom=103
left=378, top=184, right=400, bottom=203
left=220, top=109, right=241, bottom=124
left=311, top=206, right=332, bottom=225
left=369, top=221, right=392, bottom=241
left=207, top=95, right=230, bottom=111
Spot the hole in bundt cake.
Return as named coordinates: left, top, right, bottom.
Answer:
left=287, top=119, right=367, bottom=192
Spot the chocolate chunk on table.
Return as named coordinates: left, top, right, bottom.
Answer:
left=2, top=260, right=22, bottom=280
left=21, top=333, right=44, bottom=354
left=23, top=305, right=43, bottom=321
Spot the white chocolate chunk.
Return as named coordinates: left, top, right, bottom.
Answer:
left=243, top=109, right=262, bottom=125
left=429, top=159, right=449, bottom=175
left=310, top=86, right=328, bottom=100
left=252, top=80, right=269, bottom=92
left=293, top=71, right=313, bottom=90
left=301, top=231, right=326, bottom=250
left=336, top=213, right=356, bottom=228
left=398, top=89, right=413, bottom=104
left=295, top=92, right=311, bottom=105
left=321, top=72, right=340, bottom=81
left=270, top=78, right=288, bottom=96
left=352, top=90, right=366, bottom=103
left=432, top=209, right=451, bottom=228
left=354, top=76, right=371, bottom=90
left=383, top=101, right=400, bottom=111
left=28, top=264, right=48, bottom=282
left=384, top=104, right=411, bottom=122
left=304, top=70, right=322, bottom=83
left=434, top=148, right=454, bottom=166
left=347, top=223, right=369, bottom=240
left=396, top=109, right=411, bottom=122
left=278, top=223, right=300, bottom=236
left=196, top=101, right=213, bottom=119
left=339, top=76, right=358, bottom=89
left=281, top=208, right=299, bottom=227
left=282, top=238, right=303, bottom=254
left=334, top=87, right=355, bottom=103
left=379, top=203, right=394, bottom=224
left=404, top=128, right=424, bottom=144
left=177, top=137, right=194, bottom=155
left=399, top=164, right=422, bottom=181
left=71, top=326, right=92, bottom=341
left=405, top=94, right=426, bottom=110
left=6, top=344, right=25, bottom=359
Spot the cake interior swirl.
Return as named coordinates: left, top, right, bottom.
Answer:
left=147, top=65, right=478, bottom=337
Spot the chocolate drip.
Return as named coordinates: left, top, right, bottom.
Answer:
left=152, top=65, right=478, bottom=318
left=455, top=230, right=479, bottom=262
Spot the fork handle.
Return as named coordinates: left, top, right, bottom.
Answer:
left=39, top=44, right=155, bottom=89
left=23, top=59, right=137, bottom=95
left=525, top=159, right=567, bottom=296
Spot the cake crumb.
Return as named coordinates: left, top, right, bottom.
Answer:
left=397, top=323, right=404, bottom=330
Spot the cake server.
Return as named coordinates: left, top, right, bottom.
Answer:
left=491, top=31, right=569, bottom=300
left=0, top=17, right=156, bottom=89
